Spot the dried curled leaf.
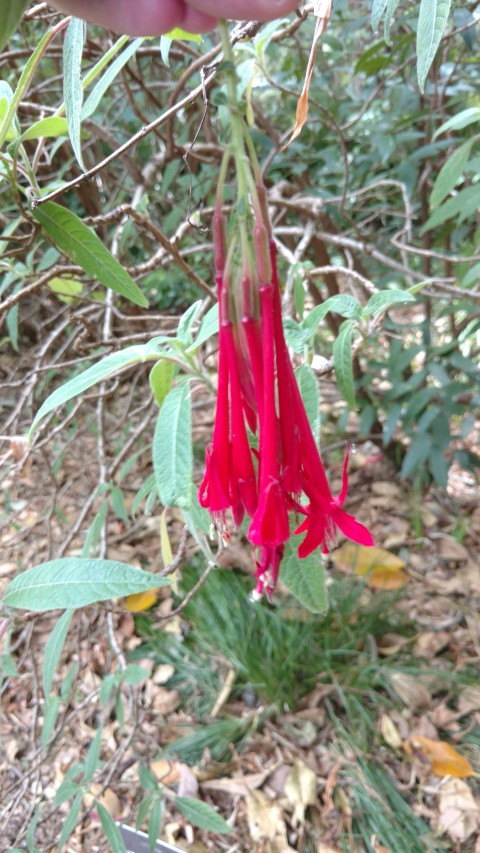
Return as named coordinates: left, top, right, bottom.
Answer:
left=405, top=736, right=475, bottom=778
left=125, top=589, right=159, bottom=611
left=282, top=0, right=333, bottom=149
left=331, top=543, right=408, bottom=589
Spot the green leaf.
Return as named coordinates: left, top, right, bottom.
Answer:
left=20, top=116, right=69, bottom=142
left=303, top=294, right=362, bottom=332
left=430, top=139, right=474, bottom=209
left=6, top=304, right=19, bottom=350
left=175, top=797, right=232, bottom=834
left=416, top=0, right=453, bottom=92
left=333, top=322, right=355, bottom=409
left=371, top=0, right=390, bottom=33
left=41, top=694, right=60, bottom=746
left=383, top=0, right=403, bottom=43
left=148, top=798, right=163, bottom=852
left=3, top=559, right=168, bottom=612
left=295, top=364, right=320, bottom=444
left=97, top=801, right=126, bottom=853
left=400, top=432, right=431, bottom=477
left=43, top=608, right=74, bottom=696
left=58, top=792, right=82, bottom=850
left=434, top=107, right=480, bottom=138
left=187, top=303, right=219, bottom=351
left=177, top=300, right=202, bottom=345
left=149, top=359, right=174, bottom=407
left=164, top=27, right=203, bottom=42
left=0, top=21, right=58, bottom=147
left=0, top=0, right=29, bottom=51
left=64, top=18, right=86, bottom=170
left=84, top=727, right=103, bottom=783
left=281, top=537, right=327, bottom=614
left=32, top=202, right=148, bottom=308
left=153, top=382, right=192, bottom=509
left=54, top=779, right=80, bottom=808
left=363, top=289, right=416, bottom=317
left=31, top=336, right=166, bottom=434
left=421, top=184, right=480, bottom=232
left=82, top=38, right=144, bottom=120
left=123, top=664, right=150, bottom=685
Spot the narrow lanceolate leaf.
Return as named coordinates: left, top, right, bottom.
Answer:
left=295, top=364, right=320, bottom=444
left=175, top=797, right=232, bottom=834
left=32, top=202, right=148, bottom=308
left=333, top=322, right=355, bottom=409
left=282, top=538, right=327, bottom=614
left=371, top=0, right=390, bottom=32
left=31, top=337, right=167, bottom=434
left=64, top=18, right=86, bottom=170
left=82, top=38, right=144, bottom=120
left=3, top=559, right=168, bottom=612
left=383, top=0, right=403, bottom=43
left=187, top=303, right=219, bottom=351
left=434, top=107, right=480, bottom=138
left=153, top=382, right=192, bottom=509
left=363, top=289, right=416, bottom=317
left=43, top=608, right=74, bottom=696
left=97, top=802, right=126, bottom=853
left=416, top=0, right=453, bottom=92
left=429, top=139, right=474, bottom=209
left=421, top=184, right=480, bottom=232
left=0, top=0, right=29, bottom=51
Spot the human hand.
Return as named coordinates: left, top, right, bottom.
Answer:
left=50, top=0, right=299, bottom=37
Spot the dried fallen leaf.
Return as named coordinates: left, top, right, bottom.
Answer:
left=458, top=685, right=480, bottom=717
left=406, top=736, right=474, bottom=778
left=151, top=758, right=181, bottom=786
left=380, top=714, right=402, bottom=750
left=153, top=664, right=175, bottom=685
left=151, top=686, right=180, bottom=715
left=245, top=790, right=295, bottom=851
left=284, top=760, right=317, bottom=826
left=413, top=631, right=450, bottom=659
left=200, top=768, right=272, bottom=796
left=331, top=543, right=407, bottom=589
left=438, top=537, right=470, bottom=561
left=377, top=633, right=411, bottom=656
left=83, top=784, right=121, bottom=818
left=437, top=778, right=480, bottom=842
left=125, top=589, right=159, bottom=612
left=390, top=673, right=431, bottom=710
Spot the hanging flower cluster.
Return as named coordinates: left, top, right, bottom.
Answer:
left=198, top=172, right=374, bottom=600
left=199, top=31, right=373, bottom=599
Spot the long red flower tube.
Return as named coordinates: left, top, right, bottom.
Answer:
left=198, top=55, right=374, bottom=597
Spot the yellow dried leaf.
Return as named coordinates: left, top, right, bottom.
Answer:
left=380, top=714, right=402, bottom=750
left=125, top=589, right=158, bottom=612
left=367, top=567, right=409, bottom=590
left=83, top=784, right=121, bottom=817
left=332, top=544, right=406, bottom=590
left=407, top=736, right=474, bottom=778
left=151, top=758, right=181, bottom=786
left=282, top=1, right=332, bottom=149
left=284, top=760, right=317, bottom=826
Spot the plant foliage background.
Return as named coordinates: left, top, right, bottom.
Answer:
left=0, top=1, right=480, bottom=851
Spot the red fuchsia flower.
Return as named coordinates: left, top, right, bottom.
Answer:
left=199, top=160, right=374, bottom=598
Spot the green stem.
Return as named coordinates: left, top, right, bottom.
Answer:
left=217, top=19, right=249, bottom=208
left=0, top=17, right=71, bottom=150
